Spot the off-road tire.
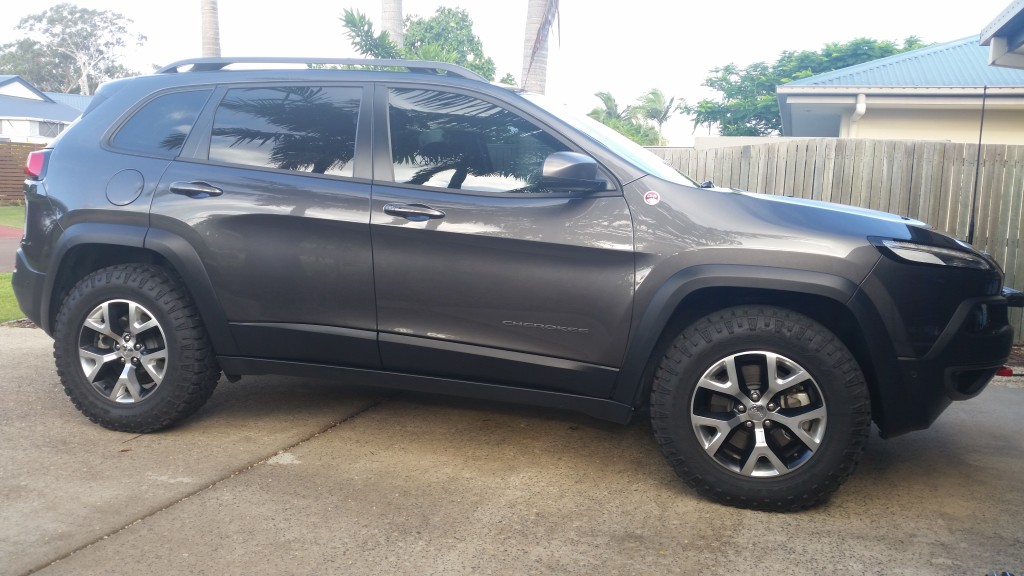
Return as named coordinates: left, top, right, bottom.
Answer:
left=650, top=305, right=871, bottom=511
left=53, top=264, right=220, bottom=432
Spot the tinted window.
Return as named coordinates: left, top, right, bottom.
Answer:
left=209, top=86, right=360, bottom=177
left=388, top=88, right=570, bottom=193
left=113, top=90, right=211, bottom=157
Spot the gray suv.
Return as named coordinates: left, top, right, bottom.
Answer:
left=13, top=58, right=1020, bottom=511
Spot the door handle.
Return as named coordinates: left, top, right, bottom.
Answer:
left=170, top=181, right=223, bottom=198
left=383, top=203, right=446, bottom=221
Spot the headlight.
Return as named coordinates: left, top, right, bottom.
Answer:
left=880, top=240, right=991, bottom=270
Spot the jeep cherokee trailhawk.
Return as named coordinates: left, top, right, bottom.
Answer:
left=13, top=58, right=1020, bottom=511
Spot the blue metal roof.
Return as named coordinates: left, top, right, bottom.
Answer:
left=0, top=95, right=80, bottom=122
left=785, top=37, right=1024, bottom=87
left=43, top=92, right=93, bottom=111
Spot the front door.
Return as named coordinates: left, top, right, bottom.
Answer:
left=370, top=86, right=635, bottom=397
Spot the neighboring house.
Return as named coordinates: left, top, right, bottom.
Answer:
left=982, top=0, right=1024, bottom=68
left=776, top=37, right=1024, bottom=145
left=42, top=91, right=93, bottom=113
left=0, top=75, right=83, bottom=144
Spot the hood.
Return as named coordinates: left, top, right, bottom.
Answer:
left=729, top=189, right=928, bottom=227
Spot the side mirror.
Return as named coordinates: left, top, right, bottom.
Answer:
left=540, top=151, right=605, bottom=192
left=699, top=180, right=715, bottom=189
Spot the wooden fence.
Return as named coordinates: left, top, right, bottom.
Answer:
left=0, top=142, right=41, bottom=204
left=649, top=139, right=1024, bottom=344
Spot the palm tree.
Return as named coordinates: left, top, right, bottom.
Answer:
left=637, top=88, right=679, bottom=144
left=381, top=0, right=403, bottom=48
left=201, top=0, right=220, bottom=57
left=521, top=0, right=558, bottom=93
left=588, top=92, right=632, bottom=123
left=587, top=91, right=660, bottom=146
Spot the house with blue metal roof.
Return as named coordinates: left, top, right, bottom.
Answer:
left=0, top=75, right=82, bottom=143
left=776, top=37, right=1024, bottom=145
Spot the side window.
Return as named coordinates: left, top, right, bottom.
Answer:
left=112, top=90, right=211, bottom=157
left=209, top=86, right=360, bottom=177
left=388, top=88, right=570, bottom=193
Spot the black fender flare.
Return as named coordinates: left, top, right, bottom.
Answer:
left=42, top=223, right=238, bottom=356
left=144, top=227, right=238, bottom=356
left=41, top=222, right=149, bottom=335
left=610, top=264, right=901, bottom=417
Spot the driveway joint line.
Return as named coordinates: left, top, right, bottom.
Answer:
left=22, top=393, right=395, bottom=576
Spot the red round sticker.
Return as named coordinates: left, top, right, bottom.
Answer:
left=644, top=191, right=661, bottom=205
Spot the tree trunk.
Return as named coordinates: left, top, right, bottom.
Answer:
left=382, top=0, right=404, bottom=49
left=77, top=57, right=91, bottom=96
left=201, top=0, right=221, bottom=57
left=521, top=0, right=552, bottom=94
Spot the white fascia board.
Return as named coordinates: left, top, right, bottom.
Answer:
left=777, top=86, right=1024, bottom=96
left=783, top=93, right=1024, bottom=109
left=782, top=95, right=858, bottom=105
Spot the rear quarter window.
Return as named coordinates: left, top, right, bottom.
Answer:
left=111, top=90, right=212, bottom=158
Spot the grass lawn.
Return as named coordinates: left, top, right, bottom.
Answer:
left=0, top=205, right=25, bottom=229
left=0, top=273, right=24, bottom=322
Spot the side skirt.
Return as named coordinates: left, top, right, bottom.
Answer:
left=217, top=356, right=635, bottom=424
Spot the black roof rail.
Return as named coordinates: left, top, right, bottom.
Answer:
left=155, top=57, right=487, bottom=81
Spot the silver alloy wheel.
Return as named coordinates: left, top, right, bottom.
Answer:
left=77, top=299, right=168, bottom=404
left=690, top=351, right=828, bottom=478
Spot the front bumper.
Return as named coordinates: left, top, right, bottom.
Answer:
left=889, top=295, right=1013, bottom=436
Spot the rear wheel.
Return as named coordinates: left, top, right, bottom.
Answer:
left=650, top=306, right=871, bottom=511
left=53, top=264, right=220, bottom=432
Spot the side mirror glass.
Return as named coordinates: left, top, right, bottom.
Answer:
left=541, top=151, right=605, bottom=192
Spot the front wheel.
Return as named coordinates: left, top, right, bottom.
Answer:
left=53, top=264, right=220, bottom=432
left=650, top=306, right=871, bottom=511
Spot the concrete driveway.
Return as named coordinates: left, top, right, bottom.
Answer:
left=1, top=325, right=1022, bottom=576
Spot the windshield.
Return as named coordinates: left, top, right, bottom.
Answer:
left=521, top=92, right=699, bottom=187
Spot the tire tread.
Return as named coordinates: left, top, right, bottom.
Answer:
left=650, top=305, right=871, bottom=512
left=53, top=264, right=220, bottom=433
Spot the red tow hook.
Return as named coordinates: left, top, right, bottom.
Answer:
left=996, top=366, right=1014, bottom=377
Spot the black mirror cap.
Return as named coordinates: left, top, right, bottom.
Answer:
left=699, top=180, right=715, bottom=189
left=541, top=151, right=605, bottom=192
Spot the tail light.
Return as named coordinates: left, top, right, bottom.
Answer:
left=25, top=150, right=50, bottom=180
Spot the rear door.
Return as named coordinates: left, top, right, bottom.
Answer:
left=149, top=83, right=379, bottom=367
left=370, top=85, right=635, bottom=397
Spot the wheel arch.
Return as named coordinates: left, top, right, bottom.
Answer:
left=42, top=223, right=238, bottom=356
left=613, top=265, right=900, bottom=431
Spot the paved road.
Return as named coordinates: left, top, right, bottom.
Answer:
left=1, top=325, right=1022, bottom=576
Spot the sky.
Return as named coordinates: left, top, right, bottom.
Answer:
left=0, top=0, right=1014, bottom=145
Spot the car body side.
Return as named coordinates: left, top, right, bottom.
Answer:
left=13, top=69, right=1014, bottom=439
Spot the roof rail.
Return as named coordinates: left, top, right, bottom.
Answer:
left=155, top=57, right=487, bottom=82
